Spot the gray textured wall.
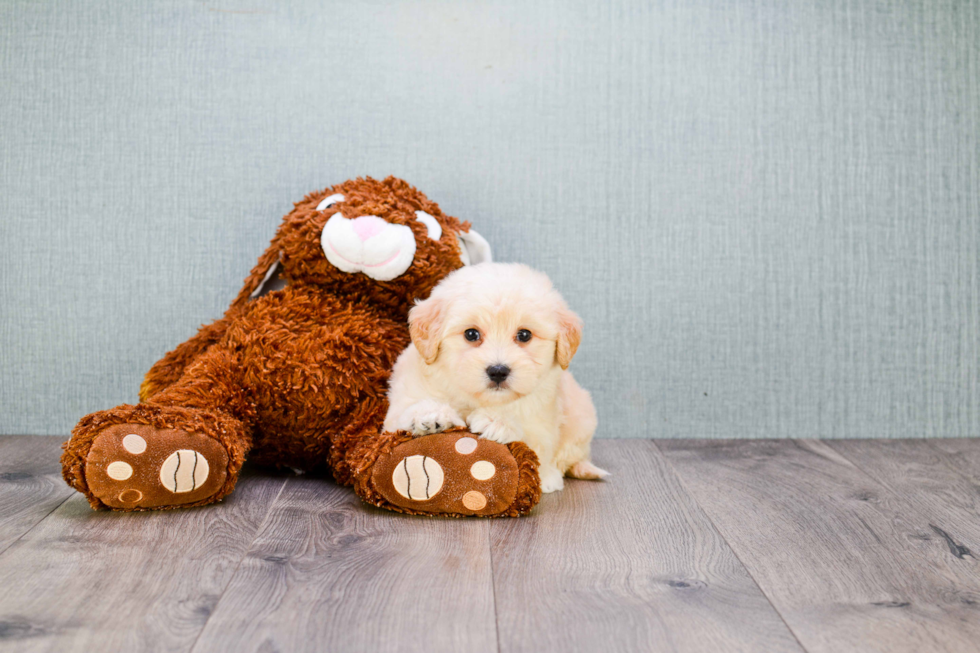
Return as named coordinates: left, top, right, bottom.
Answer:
left=2, top=0, right=978, bottom=438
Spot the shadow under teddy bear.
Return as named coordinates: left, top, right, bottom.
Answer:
left=62, top=176, right=541, bottom=517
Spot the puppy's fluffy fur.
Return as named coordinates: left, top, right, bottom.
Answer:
left=383, top=262, right=606, bottom=493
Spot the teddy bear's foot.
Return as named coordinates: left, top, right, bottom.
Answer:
left=368, top=431, right=541, bottom=517
left=83, top=423, right=229, bottom=510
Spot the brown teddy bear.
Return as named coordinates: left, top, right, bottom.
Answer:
left=61, top=176, right=541, bottom=517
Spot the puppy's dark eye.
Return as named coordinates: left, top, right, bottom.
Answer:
left=516, top=329, right=532, bottom=343
left=464, top=328, right=481, bottom=342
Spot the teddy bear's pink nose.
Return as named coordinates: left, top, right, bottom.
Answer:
left=351, top=216, right=388, bottom=242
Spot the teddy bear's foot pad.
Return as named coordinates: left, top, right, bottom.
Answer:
left=84, top=424, right=228, bottom=509
left=371, top=432, right=520, bottom=516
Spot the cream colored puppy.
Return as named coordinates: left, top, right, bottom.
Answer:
left=383, top=262, right=607, bottom=493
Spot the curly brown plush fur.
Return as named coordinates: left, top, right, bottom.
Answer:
left=62, top=177, right=541, bottom=516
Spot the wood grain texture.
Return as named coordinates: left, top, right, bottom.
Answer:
left=918, top=438, right=980, bottom=489
left=190, top=475, right=498, bottom=653
left=490, top=440, right=803, bottom=653
left=658, top=439, right=980, bottom=653
left=5, top=438, right=980, bottom=652
left=829, top=439, right=980, bottom=563
left=0, top=436, right=73, bottom=556
left=0, top=469, right=286, bottom=653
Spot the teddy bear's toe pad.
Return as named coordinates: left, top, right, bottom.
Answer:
left=84, top=424, right=228, bottom=509
left=371, top=432, right=519, bottom=516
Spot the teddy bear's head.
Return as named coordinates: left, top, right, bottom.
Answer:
left=233, top=176, right=491, bottom=311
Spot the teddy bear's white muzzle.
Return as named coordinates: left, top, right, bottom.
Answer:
left=321, top=213, right=417, bottom=281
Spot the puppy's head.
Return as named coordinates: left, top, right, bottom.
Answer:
left=409, top=263, right=582, bottom=406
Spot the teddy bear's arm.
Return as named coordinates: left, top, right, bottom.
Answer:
left=139, top=310, right=241, bottom=402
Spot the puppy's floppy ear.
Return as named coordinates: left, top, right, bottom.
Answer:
left=555, top=306, right=583, bottom=370
left=409, top=296, right=446, bottom=364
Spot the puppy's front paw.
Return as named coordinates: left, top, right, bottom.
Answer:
left=539, top=465, right=565, bottom=493
left=397, top=400, right=465, bottom=436
left=467, top=412, right=521, bottom=445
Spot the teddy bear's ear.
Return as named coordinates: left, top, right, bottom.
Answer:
left=230, top=242, right=282, bottom=309
left=248, top=259, right=287, bottom=299
left=457, top=228, right=492, bottom=266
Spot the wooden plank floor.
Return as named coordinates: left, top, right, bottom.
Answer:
left=0, top=437, right=978, bottom=652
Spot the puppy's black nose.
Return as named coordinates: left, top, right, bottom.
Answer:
left=486, top=364, right=510, bottom=384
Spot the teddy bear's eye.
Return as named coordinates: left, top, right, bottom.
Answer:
left=316, top=194, right=345, bottom=211
left=414, top=211, right=442, bottom=241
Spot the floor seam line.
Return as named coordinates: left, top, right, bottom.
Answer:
left=822, top=441, right=907, bottom=498
left=0, top=490, right=74, bottom=560
left=825, top=440, right=979, bottom=546
left=186, top=475, right=291, bottom=653
left=488, top=522, right=503, bottom=653
left=652, top=439, right=811, bottom=653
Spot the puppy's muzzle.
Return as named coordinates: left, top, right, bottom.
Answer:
left=486, top=364, right=510, bottom=386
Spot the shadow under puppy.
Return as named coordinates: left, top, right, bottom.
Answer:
left=384, top=262, right=607, bottom=493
